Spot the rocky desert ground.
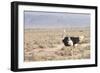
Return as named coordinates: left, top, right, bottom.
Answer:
left=24, top=27, right=90, bottom=62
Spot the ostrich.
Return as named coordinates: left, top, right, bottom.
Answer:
left=62, top=29, right=84, bottom=47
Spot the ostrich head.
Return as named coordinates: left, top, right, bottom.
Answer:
left=62, top=29, right=66, bottom=39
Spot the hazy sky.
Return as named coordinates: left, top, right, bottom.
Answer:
left=24, top=11, right=90, bottom=28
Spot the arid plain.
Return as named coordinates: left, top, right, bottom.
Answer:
left=24, top=27, right=90, bottom=62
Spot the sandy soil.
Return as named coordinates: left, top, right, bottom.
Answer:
left=24, top=27, right=90, bottom=62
